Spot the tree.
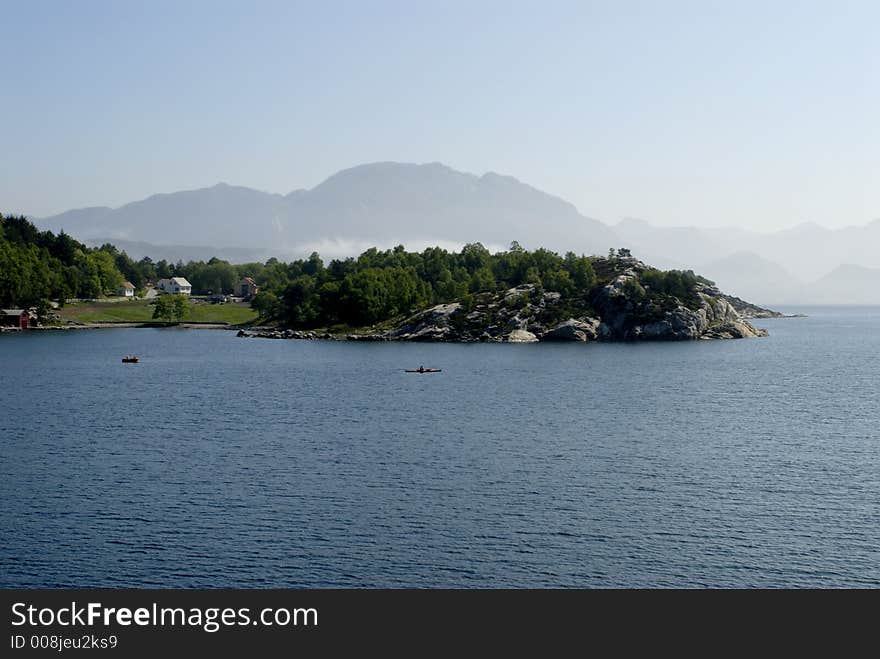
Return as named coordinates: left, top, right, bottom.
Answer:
left=282, top=275, right=320, bottom=326
left=90, top=250, right=123, bottom=295
left=469, top=266, right=496, bottom=293
left=641, top=269, right=698, bottom=300
left=153, top=294, right=189, bottom=322
left=251, top=291, right=279, bottom=320
left=172, top=295, right=189, bottom=321
left=115, top=251, right=144, bottom=289
left=621, top=277, right=646, bottom=301
left=563, top=253, right=596, bottom=290
left=73, top=251, right=103, bottom=299
left=155, top=260, right=172, bottom=279
left=188, top=260, right=236, bottom=294
left=137, top=256, right=157, bottom=282
left=152, top=296, right=173, bottom=322
left=524, top=266, right=542, bottom=285
left=461, top=242, right=491, bottom=272
left=542, top=268, right=574, bottom=295
left=53, top=231, right=79, bottom=265
left=302, top=252, right=324, bottom=277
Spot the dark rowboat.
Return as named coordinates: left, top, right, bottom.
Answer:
left=122, top=356, right=139, bottom=363
left=405, top=368, right=441, bottom=373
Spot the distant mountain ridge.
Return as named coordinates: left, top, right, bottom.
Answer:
left=34, top=161, right=880, bottom=304
left=808, top=264, right=880, bottom=305
left=43, top=182, right=287, bottom=248
left=38, top=162, right=616, bottom=256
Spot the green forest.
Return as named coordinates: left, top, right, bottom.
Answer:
left=245, top=242, right=601, bottom=327
left=1, top=212, right=704, bottom=329
left=0, top=212, right=265, bottom=307
left=0, top=213, right=124, bottom=308
left=245, top=243, right=706, bottom=329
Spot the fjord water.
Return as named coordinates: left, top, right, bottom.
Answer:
left=1, top=308, right=878, bottom=588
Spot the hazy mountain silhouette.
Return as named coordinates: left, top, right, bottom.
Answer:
left=697, top=251, right=804, bottom=306
left=808, top=264, right=880, bottom=304
left=40, top=183, right=287, bottom=248
left=39, top=162, right=617, bottom=257
left=614, top=218, right=727, bottom=270
left=617, top=218, right=880, bottom=280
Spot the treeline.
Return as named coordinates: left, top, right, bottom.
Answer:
left=97, top=247, right=242, bottom=295
left=244, top=245, right=713, bottom=328
left=242, top=242, right=599, bottom=328
left=2, top=212, right=706, bottom=327
left=0, top=213, right=259, bottom=307
left=0, top=214, right=124, bottom=307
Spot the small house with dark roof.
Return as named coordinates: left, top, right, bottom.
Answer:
left=1, top=309, right=29, bottom=329
left=235, top=277, right=259, bottom=299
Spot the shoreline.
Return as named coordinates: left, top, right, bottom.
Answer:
left=4, top=313, right=808, bottom=337
left=3, top=311, right=810, bottom=337
left=11, top=322, right=236, bottom=331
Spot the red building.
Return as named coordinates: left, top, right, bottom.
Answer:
left=1, top=309, right=29, bottom=329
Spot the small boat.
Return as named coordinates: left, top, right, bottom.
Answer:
left=122, top=356, right=139, bottom=363
left=405, top=367, right=441, bottom=373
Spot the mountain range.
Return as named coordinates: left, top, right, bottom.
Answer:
left=34, top=161, right=880, bottom=305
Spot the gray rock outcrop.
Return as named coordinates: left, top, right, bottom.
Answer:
left=507, top=329, right=539, bottom=343
left=541, top=318, right=601, bottom=342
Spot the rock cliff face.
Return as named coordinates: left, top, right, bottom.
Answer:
left=239, top=255, right=770, bottom=343
left=587, top=260, right=767, bottom=340
left=382, top=256, right=767, bottom=343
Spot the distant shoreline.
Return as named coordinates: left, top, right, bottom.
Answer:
left=740, top=312, right=807, bottom=319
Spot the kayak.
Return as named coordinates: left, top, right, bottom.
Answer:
left=122, top=356, right=139, bottom=363
left=405, top=369, right=441, bottom=373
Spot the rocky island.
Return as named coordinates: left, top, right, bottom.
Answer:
left=239, top=250, right=772, bottom=343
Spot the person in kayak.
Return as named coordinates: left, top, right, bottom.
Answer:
left=418, top=365, right=425, bottom=373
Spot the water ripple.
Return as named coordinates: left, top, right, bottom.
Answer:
left=1, top=308, right=879, bottom=587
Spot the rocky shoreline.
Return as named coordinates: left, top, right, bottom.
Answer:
left=238, top=257, right=773, bottom=344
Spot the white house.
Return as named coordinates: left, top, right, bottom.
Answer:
left=156, top=277, right=192, bottom=295
left=117, top=280, right=135, bottom=297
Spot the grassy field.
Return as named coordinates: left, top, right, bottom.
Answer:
left=60, top=298, right=259, bottom=325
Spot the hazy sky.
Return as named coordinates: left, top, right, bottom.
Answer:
left=2, top=0, right=878, bottom=230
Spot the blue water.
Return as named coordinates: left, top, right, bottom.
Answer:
left=1, top=307, right=878, bottom=588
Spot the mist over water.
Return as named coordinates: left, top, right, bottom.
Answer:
left=2, top=307, right=878, bottom=587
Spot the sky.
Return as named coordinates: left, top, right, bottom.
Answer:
left=1, top=0, right=878, bottom=230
